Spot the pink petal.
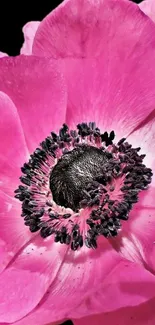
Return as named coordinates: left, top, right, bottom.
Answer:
left=139, top=0, right=155, bottom=22
left=33, top=0, right=155, bottom=59
left=69, top=261, right=155, bottom=319
left=63, top=58, right=155, bottom=139
left=0, top=55, right=67, bottom=153
left=127, top=113, right=155, bottom=177
left=110, top=183, right=155, bottom=270
left=111, top=115, right=155, bottom=270
left=0, top=268, right=49, bottom=323
left=0, top=52, right=8, bottom=57
left=21, top=21, right=40, bottom=55
left=73, top=298, right=155, bottom=325
left=116, top=197, right=155, bottom=273
left=0, top=190, right=33, bottom=273
left=13, top=239, right=125, bottom=325
left=0, top=91, right=29, bottom=197
left=0, top=236, right=68, bottom=323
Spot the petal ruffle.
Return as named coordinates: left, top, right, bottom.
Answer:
left=111, top=116, right=155, bottom=271
left=21, top=21, right=40, bottom=55
left=113, top=193, right=155, bottom=273
left=33, top=0, right=155, bottom=59
left=0, top=190, right=34, bottom=273
left=73, top=297, right=155, bottom=325
left=0, top=51, right=8, bottom=57
left=68, top=260, right=155, bottom=319
left=139, top=0, right=155, bottom=22
left=127, top=113, right=155, bottom=174
left=0, top=91, right=29, bottom=196
left=12, top=241, right=155, bottom=325
left=0, top=55, right=67, bottom=153
left=13, top=240, right=125, bottom=325
left=63, top=58, right=155, bottom=140
left=0, top=236, right=68, bottom=323
left=0, top=268, right=48, bottom=323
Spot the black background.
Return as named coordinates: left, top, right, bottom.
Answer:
left=0, top=0, right=142, bottom=324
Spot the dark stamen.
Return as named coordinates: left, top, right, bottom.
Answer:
left=14, top=122, right=153, bottom=251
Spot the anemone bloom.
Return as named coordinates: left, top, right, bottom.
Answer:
left=1, top=0, right=155, bottom=325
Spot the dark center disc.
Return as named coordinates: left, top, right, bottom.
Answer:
left=50, top=145, right=108, bottom=211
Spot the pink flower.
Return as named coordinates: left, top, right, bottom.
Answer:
left=1, top=0, right=155, bottom=324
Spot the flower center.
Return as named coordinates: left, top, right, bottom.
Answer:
left=15, top=122, right=153, bottom=250
left=50, top=145, right=110, bottom=211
